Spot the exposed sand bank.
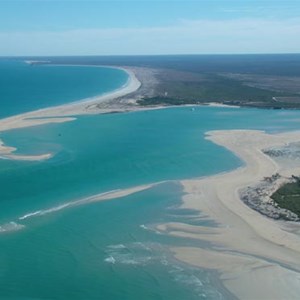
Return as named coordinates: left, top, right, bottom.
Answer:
left=206, top=102, right=240, bottom=108
left=0, top=67, right=141, bottom=160
left=0, top=67, right=141, bottom=132
left=157, top=130, right=300, bottom=299
left=18, top=183, right=155, bottom=221
left=0, top=139, right=52, bottom=161
left=0, top=183, right=156, bottom=234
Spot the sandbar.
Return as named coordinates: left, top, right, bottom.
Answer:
left=157, top=129, right=300, bottom=299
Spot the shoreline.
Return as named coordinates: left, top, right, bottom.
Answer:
left=2, top=61, right=300, bottom=296
left=0, top=65, right=141, bottom=160
left=206, top=102, right=241, bottom=108
left=0, top=62, right=245, bottom=161
left=156, top=129, right=300, bottom=299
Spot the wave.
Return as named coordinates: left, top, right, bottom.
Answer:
left=0, top=156, right=10, bottom=160
left=104, top=256, right=116, bottom=264
left=0, top=221, right=25, bottom=233
left=104, top=254, right=151, bottom=266
left=107, top=244, right=126, bottom=250
left=17, top=183, right=155, bottom=223
left=169, top=265, right=225, bottom=299
left=19, top=210, right=42, bottom=220
left=104, top=241, right=161, bottom=266
left=132, top=241, right=152, bottom=251
left=104, top=241, right=220, bottom=298
left=18, top=189, right=122, bottom=221
left=140, top=224, right=163, bottom=235
left=140, top=224, right=148, bottom=230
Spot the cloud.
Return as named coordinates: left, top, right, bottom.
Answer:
left=1, top=17, right=300, bottom=55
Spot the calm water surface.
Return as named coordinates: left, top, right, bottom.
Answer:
left=1, top=62, right=300, bottom=299
left=0, top=59, right=128, bottom=118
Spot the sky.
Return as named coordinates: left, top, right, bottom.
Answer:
left=0, top=0, right=300, bottom=56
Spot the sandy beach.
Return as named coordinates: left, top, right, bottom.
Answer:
left=157, top=129, right=300, bottom=299
left=207, top=102, right=241, bottom=108
left=0, top=66, right=141, bottom=160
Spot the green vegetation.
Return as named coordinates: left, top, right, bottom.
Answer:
left=139, top=74, right=299, bottom=108
left=137, top=97, right=199, bottom=106
left=271, top=180, right=300, bottom=216
left=48, top=56, right=300, bottom=109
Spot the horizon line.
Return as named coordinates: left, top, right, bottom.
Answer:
left=1, top=52, right=300, bottom=58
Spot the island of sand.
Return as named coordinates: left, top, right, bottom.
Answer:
left=157, top=130, right=300, bottom=299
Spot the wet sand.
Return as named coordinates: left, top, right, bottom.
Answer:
left=157, top=130, right=300, bottom=299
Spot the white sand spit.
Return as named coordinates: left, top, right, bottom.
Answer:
left=157, top=130, right=300, bottom=299
left=0, top=67, right=141, bottom=161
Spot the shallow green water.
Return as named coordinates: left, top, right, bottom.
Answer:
left=1, top=106, right=300, bottom=299
left=0, top=107, right=244, bottom=222
left=0, top=183, right=224, bottom=300
left=2, top=56, right=300, bottom=300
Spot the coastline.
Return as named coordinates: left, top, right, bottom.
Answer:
left=0, top=63, right=245, bottom=161
left=156, top=129, right=300, bottom=299
left=2, top=62, right=300, bottom=297
left=0, top=66, right=141, bottom=160
left=206, top=102, right=241, bottom=108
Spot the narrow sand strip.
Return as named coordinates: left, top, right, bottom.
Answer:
left=0, top=67, right=140, bottom=132
left=0, top=183, right=155, bottom=234
left=207, top=102, right=240, bottom=108
left=0, top=67, right=141, bottom=160
left=157, top=130, right=300, bottom=299
left=18, top=183, right=155, bottom=221
left=0, top=139, right=51, bottom=161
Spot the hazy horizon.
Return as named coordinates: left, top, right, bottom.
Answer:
left=2, top=53, right=300, bottom=58
left=1, top=0, right=300, bottom=56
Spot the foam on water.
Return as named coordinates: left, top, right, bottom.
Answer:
left=140, top=224, right=148, bottom=230
left=0, top=221, right=25, bottom=233
left=107, top=244, right=126, bottom=250
left=104, top=256, right=116, bottom=264
left=140, top=224, right=163, bottom=235
left=18, top=203, right=71, bottom=220
left=0, top=156, right=10, bottom=160
left=18, top=189, right=121, bottom=221
left=104, top=242, right=156, bottom=266
left=169, top=265, right=224, bottom=299
left=104, top=241, right=223, bottom=299
left=19, top=210, right=42, bottom=220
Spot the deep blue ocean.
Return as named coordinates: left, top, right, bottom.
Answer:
left=1, top=59, right=300, bottom=299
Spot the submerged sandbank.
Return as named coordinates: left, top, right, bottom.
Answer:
left=18, top=183, right=155, bottom=221
left=0, top=66, right=141, bottom=160
left=157, top=129, right=300, bottom=299
left=0, top=183, right=155, bottom=234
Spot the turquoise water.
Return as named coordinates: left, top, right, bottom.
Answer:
left=2, top=106, right=300, bottom=220
left=1, top=64, right=300, bottom=299
left=0, top=183, right=223, bottom=300
left=0, top=107, right=247, bottom=222
left=0, top=59, right=128, bottom=118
